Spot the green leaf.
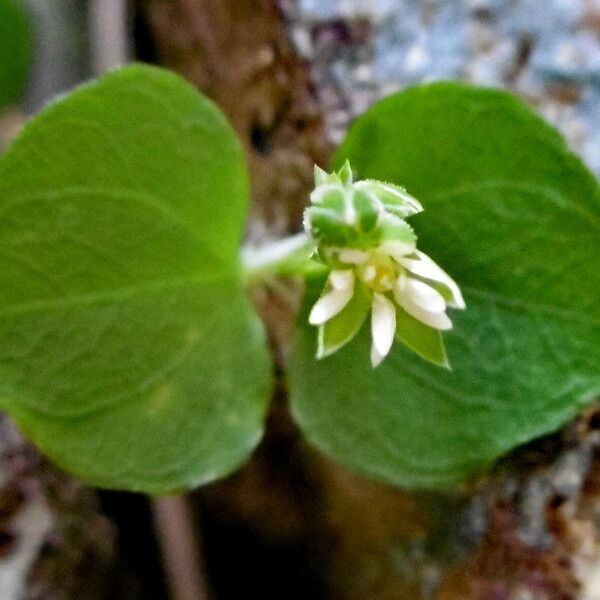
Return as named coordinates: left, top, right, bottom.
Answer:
left=0, top=64, right=273, bottom=493
left=290, top=82, right=600, bottom=489
left=0, top=0, right=33, bottom=110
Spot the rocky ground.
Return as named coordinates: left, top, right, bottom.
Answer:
left=283, top=0, right=600, bottom=176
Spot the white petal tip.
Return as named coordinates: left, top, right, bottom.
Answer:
left=309, top=304, right=334, bottom=325
left=309, top=286, right=354, bottom=325
left=439, top=318, right=453, bottom=331
left=424, top=311, right=453, bottom=331
left=451, top=296, right=466, bottom=310
left=371, top=293, right=396, bottom=358
left=308, top=302, right=332, bottom=325
left=308, top=311, right=323, bottom=326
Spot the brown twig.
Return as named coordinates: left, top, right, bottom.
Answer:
left=152, top=495, right=210, bottom=600
left=88, top=0, right=132, bottom=75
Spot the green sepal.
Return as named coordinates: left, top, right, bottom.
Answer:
left=305, top=206, right=350, bottom=246
left=355, top=180, right=423, bottom=218
left=337, top=160, right=353, bottom=186
left=352, top=188, right=380, bottom=233
left=395, top=307, right=449, bottom=368
left=378, top=214, right=417, bottom=245
left=314, top=165, right=330, bottom=186
left=396, top=306, right=450, bottom=370
left=317, top=282, right=370, bottom=359
left=314, top=164, right=344, bottom=186
left=313, top=184, right=347, bottom=211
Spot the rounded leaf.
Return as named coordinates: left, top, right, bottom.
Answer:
left=0, top=65, right=273, bottom=493
left=291, top=83, right=600, bottom=488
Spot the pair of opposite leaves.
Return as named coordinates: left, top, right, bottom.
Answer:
left=0, top=65, right=598, bottom=493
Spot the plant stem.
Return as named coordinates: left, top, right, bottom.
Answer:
left=152, top=495, right=210, bottom=600
left=241, top=232, right=322, bottom=284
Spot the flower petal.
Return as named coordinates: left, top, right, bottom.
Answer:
left=329, top=269, right=354, bottom=291
left=371, top=293, right=396, bottom=366
left=394, top=276, right=452, bottom=330
left=379, top=240, right=416, bottom=262
left=398, top=251, right=465, bottom=309
left=399, top=276, right=446, bottom=312
left=337, top=248, right=369, bottom=265
left=309, top=285, right=354, bottom=325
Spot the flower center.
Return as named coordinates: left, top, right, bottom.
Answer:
left=358, top=252, right=397, bottom=293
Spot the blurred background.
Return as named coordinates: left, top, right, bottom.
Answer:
left=6, top=1, right=600, bottom=169
left=2, top=1, right=600, bottom=599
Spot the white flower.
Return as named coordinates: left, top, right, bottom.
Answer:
left=309, top=243, right=465, bottom=367
left=304, top=162, right=465, bottom=368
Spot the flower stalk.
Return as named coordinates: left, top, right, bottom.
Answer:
left=241, top=232, right=320, bottom=285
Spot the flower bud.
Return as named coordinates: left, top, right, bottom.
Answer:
left=304, top=163, right=420, bottom=255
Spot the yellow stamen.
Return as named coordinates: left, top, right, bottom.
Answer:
left=358, top=251, right=398, bottom=293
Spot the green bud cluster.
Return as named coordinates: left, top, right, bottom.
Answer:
left=303, top=161, right=424, bottom=254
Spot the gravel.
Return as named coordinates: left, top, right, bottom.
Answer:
left=282, top=0, right=600, bottom=176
